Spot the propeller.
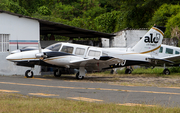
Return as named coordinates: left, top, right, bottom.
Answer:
left=17, top=40, right=19, bottom=50
left=35, top=40, right=47, bottom=59
left=38, top=40, right=42, bottom=53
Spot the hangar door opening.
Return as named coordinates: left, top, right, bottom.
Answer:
left=0, top=34, right=9, bottom=52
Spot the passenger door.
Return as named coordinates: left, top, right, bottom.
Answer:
left=85, top=47, right=102, bottom=59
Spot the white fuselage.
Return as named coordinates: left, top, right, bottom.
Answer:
left=158, top=44, right=180, bottom=58
left=6, top=42, right=151, bottom=69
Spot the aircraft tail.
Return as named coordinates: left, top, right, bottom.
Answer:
left=131, top=26, right=166, bottom=56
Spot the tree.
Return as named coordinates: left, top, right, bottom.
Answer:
left=94, top=11, right=122, bottom=33
left=147, top=4, right=180, bottom=27
left=148, top=4, right=180, bottom=37
left=165, top=13, right=180, bottom=38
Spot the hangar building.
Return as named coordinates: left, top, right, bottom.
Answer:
left=0, top=10, right=114, bottom=76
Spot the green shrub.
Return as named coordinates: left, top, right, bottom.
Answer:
left=169, top=67, right=180, bottom=73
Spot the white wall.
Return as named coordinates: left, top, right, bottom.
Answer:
left=101, top=38, right=109, bottom=48
left=0, top=13, right=39, bottom=51
left=126, top=30, right=148, bottom=48
left=112, top=31, right=126, bottom=47
left=0, top=13, right=40, bottom=76
left=106, top=29, right=148, bottom=48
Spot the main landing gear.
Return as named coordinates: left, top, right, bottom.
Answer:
left=163, top=64, right=170, bottom=75
left=125, top=66, right=133, bottom=74
left=76, top=72, right=84, bottom=80
left=76, top=67, right=85, bottom=80
left=163, top=68, right=170, bottom=75
left=53, top=67, right=86, bottom=80
left=54, top=69, right=61, bottom=77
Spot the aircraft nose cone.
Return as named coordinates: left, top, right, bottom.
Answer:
left=6, top=53, right=22, bottom=61
left=6, top=54, right=14, bottom=61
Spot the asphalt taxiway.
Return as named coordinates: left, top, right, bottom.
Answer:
left=0, top=75, right=180, bottom=107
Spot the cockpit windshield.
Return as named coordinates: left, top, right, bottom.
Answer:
left=45, top=43, right=62, bottom=51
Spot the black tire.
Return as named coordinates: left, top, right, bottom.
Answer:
left=25, top=70, right=33, bottom=78
left=110, top=69, right=114, bottom=74
left=54, top=69, right=61, bottom=77
left=125, top=68, right=132, bottom=74
left=163, top=68, right=170, bottom=75
left=76, top=72, right=84, bottom=80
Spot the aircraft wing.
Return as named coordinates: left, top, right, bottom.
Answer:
left=163, top=54, right=180, bottom=63
left=70, top=56, right=123, bottom=71
left=148, top=57, right=174, bottom=65
left=148, top=54, right=180, bottom=66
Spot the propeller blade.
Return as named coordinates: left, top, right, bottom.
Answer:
left=17, top=40, right=19, bottom=49
left=35, top=40, right=47, bottom=59
left=38, top=40, right=42, bottom=53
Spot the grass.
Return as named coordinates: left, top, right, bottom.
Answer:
left=88, top=67, right=180, bottom=77
left=83, top=67, right=180, bottom=87
left=116, top=67, right=180, bottom=75
left=0, top=92, right=180, bottom=113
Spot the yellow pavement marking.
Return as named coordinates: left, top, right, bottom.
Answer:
left=24, top=77, right=51, bottom=81
left=0, top=89, right=19, bottom=93
left=0, top=82, right=180, bottom=95
left=160, top=87, right=180, bottom=89
left=68, top=97, right=103, bottom=102
left=29, top=93, right=59, bottom=96
left=30, top=78, right=51, bottom=81
left=119, top=89, right=180, bottom=95
left=24, top=77, right=34, bottom=78
left=118, top=103, right=156, bottom=107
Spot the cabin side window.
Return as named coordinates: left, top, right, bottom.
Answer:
left=61, top=46, right=74, bottom=54
left=159, top=47, right=163, bottom=53
left=75, top=48, right=85, bottom=55
left=165, top=48, right=173, bottom=54
left=88, top=50, right=101, bottom=57
left=175, top=50, right=180, bottom=54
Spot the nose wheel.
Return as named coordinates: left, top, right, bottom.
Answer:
left=25, top=70, right=34, bottom=78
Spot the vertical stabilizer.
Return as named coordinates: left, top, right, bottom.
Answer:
left=131, top=26, right=166, bottom=56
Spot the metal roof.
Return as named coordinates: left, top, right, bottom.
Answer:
left=0, top=10, right=115, bottom=38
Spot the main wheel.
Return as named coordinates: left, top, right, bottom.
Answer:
left=163, top=68, right=170, bottom=75
left=125, top=68, right=132, bottom=74
left=25, top=70, right=33, bottom=78
left=76, top=72, right=84, bottom=80
left=54, top=69, right=61, bottom=77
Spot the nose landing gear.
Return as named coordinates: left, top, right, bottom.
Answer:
left=25, top=70, right=34, bottom=78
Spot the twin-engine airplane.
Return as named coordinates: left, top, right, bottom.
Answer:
left=7, top=26, right=176, bottom=79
